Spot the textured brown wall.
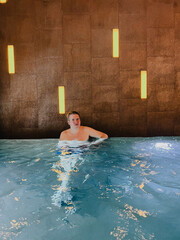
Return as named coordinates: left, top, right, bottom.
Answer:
left=0, top=0, right=180, bottom=138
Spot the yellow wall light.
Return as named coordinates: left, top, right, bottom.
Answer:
left=7, top=45, right=15, bottom=74
left=58, top=86, right=65, bottom=114
left=141, top=70, right=147, bottom=99
left=0, top=0, right=8, bottom=3
left=112, top=29, right=119, bottom=58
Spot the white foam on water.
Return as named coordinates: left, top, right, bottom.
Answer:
left=83, top=174, right=90, bottom=184
left=51, top=153, right=82, bottom=209
left=57, top=138, right=104, bottom=148
left=51, top=138, right=106, bottom=211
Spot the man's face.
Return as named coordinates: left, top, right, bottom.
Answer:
left=68, top=114, right=81, bottom=129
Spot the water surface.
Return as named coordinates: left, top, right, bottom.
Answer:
left=0, top=137, right=180, bottom=240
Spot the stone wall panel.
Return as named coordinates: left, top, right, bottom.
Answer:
left=64, top=72, right=91, bottom=100
left=119, top=14, right=146, bottom=42
left=63, top=15, right=90, bottom=43
left=92, top=112, right=119, bottom=136
left=0, top=103, right=13, bottom=137
left=92, top=58, right=119, bottom=85
left=147, top=28, right=174, bottom=57
left=92, top=85, right=119, bottom=112
left=16, top=17, right=35, bottom=43
left=147, top=0, right=174, bottom=27
left=147, top=112, right=174, bottom=136
left=175, top=13, right=180, bottom=39
left=119, top=0, right=146, bottom=14
left=174, top=0, right=180, bottom=13
left=38, top=92, right=59, bottom=130
left=91, top=29, right=112, bottom=57
left=119, top=71, right=140, bottom=99
left=120, top=42, right=147, bottom=70
left=148, top=84, right=175, bottom=112
left=119, top=99, right=147, bottom=126
left=12, top=101, right=38, bottom=129
left=6, top=16, right=19, bottom=43
left=0, top=72, right=10, bottom=90
left=62, top=0, right=90, bottom=13
left=34, top=0, right=46, bottom=29
left=46, top=0, right=62, bottom=29
left=175, top=40, right=180, bottom=71
left=35, top=29, right=63, bottom=58
left=0, top=15, right=7, bottom=43
left=10, top=74, right=37, bottom=102
left=64, top=44, right=91, bottom=72
left=12, top=0, right=35, bottom=17
left=174, top=72, right=180, bottom=132
left=15, top=60, right=36, bottom=74
left=15, top=43, right=35, bottom=62
left=147, top=57, right=174, bottom=84
left=35, top=57, right=63, bottom=77
left=91, top=0, right=118, bottom=28
left=119, top=126, right=147, bottom=137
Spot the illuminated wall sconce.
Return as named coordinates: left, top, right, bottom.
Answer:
left=141, top=70, right=147, bottom=99
left=58, top=86, right=65, bottom=114
left=0, top=0, right=8, bottom=3
left=112, top=29, right=119, bottom=58
left=7, top=45, right=15, bottom=74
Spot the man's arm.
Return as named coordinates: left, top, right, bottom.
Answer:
left=85, top=127, right=108, bottom=139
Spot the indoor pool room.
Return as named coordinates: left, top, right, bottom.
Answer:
left=1, top=0, right=180, bottom=240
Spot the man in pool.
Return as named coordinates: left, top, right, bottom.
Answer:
left=59, top=111, right=108, bottom=141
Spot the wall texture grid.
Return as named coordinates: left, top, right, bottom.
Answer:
left=0, top=0, right=180, bottom=138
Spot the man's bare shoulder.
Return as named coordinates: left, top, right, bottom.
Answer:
left=62, top=129, right=70, bottom=134
left=81, top=126, right=91, bottom=130
left=81, top=126, right=98, bottom=135
left=82, top=126, right=97, bottom=132
left=80, top=126, right=92, bottom=133
left=59, top=129, right=70, bottom=140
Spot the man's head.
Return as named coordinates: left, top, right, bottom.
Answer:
left=67, top=111, right=81, bottom=129
left=67, top=111, right=80, bottom=121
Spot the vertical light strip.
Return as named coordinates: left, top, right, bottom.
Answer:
left=112, top=29, right=119, bottom=58
left=8, top=45, right=15, bottom=74
left=58, top=86, right=65, bottom=114
left=141, top=70, right=147, bottom=99
left=0, top=0, right=7, bottom=3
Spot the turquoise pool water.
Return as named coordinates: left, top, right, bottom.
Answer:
left=0, top=137, right=180, bottom=240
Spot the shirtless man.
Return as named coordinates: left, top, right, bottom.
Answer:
left=59, top=111, right=108, bottom=141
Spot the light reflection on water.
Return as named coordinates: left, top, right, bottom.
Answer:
left=0, top=137, right=180, bottom=240
left=51, top=139, right=104, bottom=214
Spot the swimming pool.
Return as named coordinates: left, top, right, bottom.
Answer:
left=0, top=137, right=180, bottom=240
